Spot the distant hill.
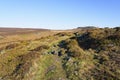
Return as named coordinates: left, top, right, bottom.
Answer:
left=0, top=27, right=50, bottom=36
left=77, top=26, right=97, bottom=29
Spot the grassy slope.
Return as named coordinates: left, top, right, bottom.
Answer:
left=0, top=28, right=120, bottom=80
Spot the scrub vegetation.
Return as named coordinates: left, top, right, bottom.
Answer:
left=0, top=27, right=120, bottom=80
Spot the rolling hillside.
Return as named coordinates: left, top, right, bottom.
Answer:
left=0, top=27, right=120, bottom=80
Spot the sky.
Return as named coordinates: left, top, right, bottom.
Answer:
left=0, top=0, right=120, bottom=29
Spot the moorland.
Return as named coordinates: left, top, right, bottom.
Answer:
left=0, top=27, right=120, bottom=80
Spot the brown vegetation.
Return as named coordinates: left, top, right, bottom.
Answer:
left=0, top=27, right=120, bottom=80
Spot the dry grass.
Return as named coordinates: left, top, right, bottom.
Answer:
left=0, top=27, right=120, bottom=80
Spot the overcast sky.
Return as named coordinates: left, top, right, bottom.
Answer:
left=0, top=0, right=120, bottom=29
